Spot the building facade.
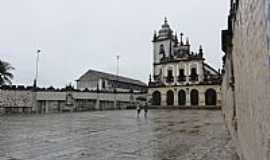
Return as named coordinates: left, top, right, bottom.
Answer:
left=77, top=69, right=147, bottom=93
left=0, top=70, right=147, bottom=114
left=148, top=18, right=222, bottom=108
left=0, top=85, right=146, bottom=113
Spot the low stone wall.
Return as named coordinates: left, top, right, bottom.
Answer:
left=0, top=86, right=146, bottom=113
left=0, top=87, right=34, bottom=113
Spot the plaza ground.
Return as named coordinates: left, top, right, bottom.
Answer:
left=0, top=110, right=237, bottom=160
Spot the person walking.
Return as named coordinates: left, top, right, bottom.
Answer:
left=144, top=102, right=148, bottom=119
left=136, top=103, right=141, bottom=118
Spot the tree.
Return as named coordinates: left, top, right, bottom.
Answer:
left=0, top=60, right=14, bottom=85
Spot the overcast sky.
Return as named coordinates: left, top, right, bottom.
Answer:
left=1, top=0, right=230, bottom=88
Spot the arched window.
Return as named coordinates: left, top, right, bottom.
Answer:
left=190, top=89, right=199, bottom=105
left=159, top=44, right=165, bottom=55
left=205, top=89, right=217, bottom=105
left=152, top=91, right=161, bottom=105
left=166, top=90, right=174, bottom=106
left=178, top=90, right=186, bottom=105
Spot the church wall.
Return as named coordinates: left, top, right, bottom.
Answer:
left=222, top=0, right=270, bottom=160
left=148, top=84, right=221, bottom=107
left=154, top=60, right=204, bottom=85
left=153, top=39, right=172, bottom=63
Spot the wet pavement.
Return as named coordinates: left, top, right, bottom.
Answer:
left=0, top=110, right=237, bottom=160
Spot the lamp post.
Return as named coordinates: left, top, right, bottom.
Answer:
left=33, top=49, right=41, bottom=88
left=116, top=55, right=120, bottom=80
left=114, top=55, right=120, bottom=109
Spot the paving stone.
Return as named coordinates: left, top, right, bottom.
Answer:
left=0, top=110, right=236, bottom=160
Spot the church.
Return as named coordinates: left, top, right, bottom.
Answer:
left=148, top=18, right=222, bottom=107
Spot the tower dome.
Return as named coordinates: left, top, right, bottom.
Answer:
left=158, top=17, right=173, bottom=39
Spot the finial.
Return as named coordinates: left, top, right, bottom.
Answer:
left=153, top=30, right=157, bottom=41
left=149, top=74, right=152, bottom=82
left=164, top=17, right=168, bottom=23
left=199, top=45, right=203, bottom=52
left=199, top=45, right=203, bottom=57
left=180, top=33, right=184, bottom=45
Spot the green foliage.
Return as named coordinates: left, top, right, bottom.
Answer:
left=0, top=59, right=14, bottom=85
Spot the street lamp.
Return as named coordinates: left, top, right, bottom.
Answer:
left=116, top=55, right=120, bottom=80
left=114, top=55, right=120, bottom=109
left=33, top=49, right=41, bottom=88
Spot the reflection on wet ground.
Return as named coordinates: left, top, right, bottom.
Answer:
left=0, top=110, right=237, bottom=160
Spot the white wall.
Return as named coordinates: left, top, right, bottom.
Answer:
left=222, top=1, right=270, bottom=160
left=154, top=60, right=204, bottom=85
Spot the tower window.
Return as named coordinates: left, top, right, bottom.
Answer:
left=159, top=44, right=165, bottom=55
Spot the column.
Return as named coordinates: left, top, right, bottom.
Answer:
left=174, top=89, right=178, bottom=106
left=199, top=89, right=205, bottom=106
left=186, top=88, right=191, bottom=106
left=161, top=92, right=167, bottom=106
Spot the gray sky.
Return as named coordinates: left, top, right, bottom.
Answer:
left=1, top=0, right=230, bottom=87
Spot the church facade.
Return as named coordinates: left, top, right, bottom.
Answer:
left=148, top=18, right=222, bottom=108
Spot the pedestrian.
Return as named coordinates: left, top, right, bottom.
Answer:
left=136, top=103, right=141, bottom=118
left=144, top=102, right=148, bottom=119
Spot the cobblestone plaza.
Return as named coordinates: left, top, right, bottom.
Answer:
left=0, top=110, right=237, bottom=160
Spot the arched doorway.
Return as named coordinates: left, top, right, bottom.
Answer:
left=190, top=89, right=199, bottom=105
left=152, top=91, right=161, bottom=105
left=178, top=90, right=186, bottom=105
left=167, top=90, right=174, bottom=106
left=205, top=89, right=217, bottom=105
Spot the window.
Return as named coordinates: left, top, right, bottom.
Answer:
left=179, top=69, right=185, bottom=77
left=178, top=69, right=186, bottom=82
left=168, top=70, right=173, bottom=77
left=166, top=69, right=174, bottom=83
left=159, top=44, right=165, bottom=54
left=102, top=80, right=106, bottom=89
left=191, top=68, right=197, bottom=75
left=190, top=68, right=198, bottom=81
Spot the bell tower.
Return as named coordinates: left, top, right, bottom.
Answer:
left=152, top=18, right=176, bottom=64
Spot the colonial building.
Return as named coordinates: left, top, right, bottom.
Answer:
left=148, top=18, right=222, bottom=107
left=77, top=69, right=147, bottom=92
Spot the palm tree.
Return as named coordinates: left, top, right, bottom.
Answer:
left=0, top=60, right=14, bottom=85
